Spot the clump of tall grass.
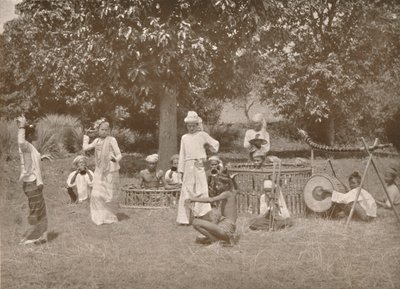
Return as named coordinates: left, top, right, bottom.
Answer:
left=111, top=126, right=137, bottom=152
left=33, top=114, right=85, bottom=157
left=0, top=119, right=18, bottom=161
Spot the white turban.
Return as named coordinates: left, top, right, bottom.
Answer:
left=146, top=154, right=159, bottom=163
left=208, top=155, right=221, bottom=163
left=184, top=111, right=200, bottom=123
left=170, top=154, right=179, bottom=162
left=263, top=179, right=273, bottom=189
left=252, top=113, right=267, bottom=129
left=73, top=155, right=88, bottom=166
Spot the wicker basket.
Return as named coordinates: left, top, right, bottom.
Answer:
left=121, top=185, right=180, bottom=209
left=227, top=163, right=312, bottom=216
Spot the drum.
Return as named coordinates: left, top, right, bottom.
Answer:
left=303, top=174, right=347, bottom=213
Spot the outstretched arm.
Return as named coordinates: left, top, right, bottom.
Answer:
left=190, top=191, right=231, bottom=203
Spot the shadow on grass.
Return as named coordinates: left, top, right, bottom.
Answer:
left=48, top=231, right=59, bottom=242
left=116, top=213, right=130, bottom=221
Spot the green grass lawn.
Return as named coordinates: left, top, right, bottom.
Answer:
left=1, top=155, right=400, bottom=289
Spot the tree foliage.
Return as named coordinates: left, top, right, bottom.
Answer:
left=0, top=0, right=271, bottom=128
left=256, top=0, right=400, bottom=144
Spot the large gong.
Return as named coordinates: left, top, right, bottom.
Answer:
left=303, top=174, right=347, bottom=213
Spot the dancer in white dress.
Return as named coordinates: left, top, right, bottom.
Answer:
left=83, top=118, right=122, bottom=225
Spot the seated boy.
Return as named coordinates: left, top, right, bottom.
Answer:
left=139, top=154, right=166, bottom=189
left=319, top=171, right=377, bottom=222
left=249, top=180, right=292, bottom=231
left=185, top=172, right=237, bottom=245
left=66, top=156, right=93, bottom=203
left=164, top=154, right=182, bottom=189
left=375, top=167, right=400, bottom=209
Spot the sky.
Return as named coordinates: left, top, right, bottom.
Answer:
left=0, top=0, right=20, bottom=33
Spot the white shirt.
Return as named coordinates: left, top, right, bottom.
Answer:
left=164, top=169, right=182, bottom=185
left=178, top=131, right=219, bottom=173
left=385, top=184, right=400, bottom=207
left=18, top=128, right=43, bottom=185
left=66, top=170, right=93, bottom=201
left=243, top=129, right=270, bottom=152
left=332, top=187, right=377, bottom=217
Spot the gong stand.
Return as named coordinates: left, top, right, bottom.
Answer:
left=345, top=138, right=400, bottom=228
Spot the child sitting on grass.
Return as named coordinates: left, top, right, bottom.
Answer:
left=375, top=167, right=400, bottom=209
left=66, top=156, right=93, bottom=203
left=164, top=154, right=182, bottom=189
left=139, top=154, right=166, bottom=189
left=319, top=171, right=377, bottom=222
left=185, top=171, right=237, bottom=246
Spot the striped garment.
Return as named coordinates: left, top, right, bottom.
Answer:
left=22, top=181, right=47, bottom=241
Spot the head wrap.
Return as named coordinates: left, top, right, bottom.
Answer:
left=184, top=111, right=200, bottom=123
left=252, top=113, right=267, bottom=130
left=73, top=155, right=88, bottom=166
left=170, top=154, right=179, bottom=162
left=263, top=179, right=273, bottom=189
left=208, top=155, right=221, bottom=163
left=264, top=180, right=272, bottom=189
left=146, top=154, right=159, bottom=163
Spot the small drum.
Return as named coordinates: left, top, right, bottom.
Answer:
left=303, top=174, right=347, bottom=213
left=121, top=185, right=180, bottom=209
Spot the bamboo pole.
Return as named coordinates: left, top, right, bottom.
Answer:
left=345, top=138, right=377, bottom=229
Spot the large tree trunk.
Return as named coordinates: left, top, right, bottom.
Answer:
left=158, top=86, right=178, bottom=171
left=326, top=117, right=335, bottom=146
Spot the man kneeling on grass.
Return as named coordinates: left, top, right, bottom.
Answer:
left=185, top=172, right=237, bottom=246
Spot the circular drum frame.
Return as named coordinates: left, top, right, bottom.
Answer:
left=227, top=163, right=312, bottom=216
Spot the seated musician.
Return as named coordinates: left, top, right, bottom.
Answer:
left=139, top=154, right=166, bottom=189
left=375, top=167, right=400, bottom=209
left=164, top=154, right=182, bottom=189
left=319, top=171, right=377, bottom=222
left=185, top=171, right=237, bottom=246
left=249, top=180, right=292, bottom=231
left=252, top=150, right=265, bottom=169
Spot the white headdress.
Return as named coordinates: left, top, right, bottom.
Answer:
left=146, top=154, right=159, bottom=163
left=184, top=111, right=200, bottom=123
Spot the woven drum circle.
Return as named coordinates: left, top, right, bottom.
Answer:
left=303, top=174, right=347, bottom=213
left=227, top=162, right=312, bottom=216
left=121, top=185, right=180, bottom=209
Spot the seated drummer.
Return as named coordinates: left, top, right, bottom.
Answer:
left=252, top=150, right=266, bottom=169
left=139, top=154, right=166, bottom=189
left=164, top=154, right=182, bottom=189
left=320, top=171, right=377, bottom=222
